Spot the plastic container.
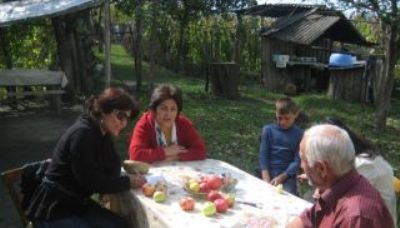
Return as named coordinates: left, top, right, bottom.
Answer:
left=329, top=53, right=354, bottom=66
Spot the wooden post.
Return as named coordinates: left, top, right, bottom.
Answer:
left=134, top=0, right=144, bottom=93
left=104, top=0, right=111, bottom=88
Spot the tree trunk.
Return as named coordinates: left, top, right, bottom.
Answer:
left=52, top=17, right=78, bottom=95
left=203, top=31, right=212, bottom=92
left=214, top=21, right=221, bottom=62
left=0, top=28, right=13, bottom=69
left=148, top=1, right=159, bottom=90
left=134, top=0, right=144, bottom=93
left=97, top=8, right=104, bottom=53
left=104, top=2, right=111, bottom=88
left=234, top=14, right=243, bottom=64
left=374, top=24, right=397, bottom=132
left=176, top=18, right=188, bottom=73
left=66, top=16, right=82, bottom=93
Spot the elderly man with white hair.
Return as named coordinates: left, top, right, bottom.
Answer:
left=289, top=124, right=394, bottom=228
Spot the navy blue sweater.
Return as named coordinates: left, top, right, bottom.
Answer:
left=259, top=123, right=303, bottom=177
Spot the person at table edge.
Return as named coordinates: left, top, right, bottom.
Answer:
left=27, top=87, right=146, bottom=228
left=289, top=124, right=393, bottom=228
left=129, top=84, right=207, bottom=163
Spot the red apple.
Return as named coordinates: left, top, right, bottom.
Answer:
left=142, top=183, right=156, bottom=197
left=214, top=198, right=228, bottom=213
left=207, top=190, right=223, bottom=202
left=200, top=175, right=208, bottom=182
left=180, top=196, right=195, bottom=211
left=199, top=182, right=210, bottom=193
left=207, top=175, right=222, bottom=190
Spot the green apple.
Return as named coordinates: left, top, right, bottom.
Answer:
left=189, top=182, right=200, bottom=193
left=276, top=184, right=283, bottom=194
left=202, top=202, right=217, bottom=216
left=153, top=191, right=167, bottom=203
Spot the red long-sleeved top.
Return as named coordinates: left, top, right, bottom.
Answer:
left=129, top=111, right=207, bottom=163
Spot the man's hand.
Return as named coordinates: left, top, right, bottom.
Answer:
left=297, top=173, right=308, bottom=184
left=287, top=217, right=304, bottom=228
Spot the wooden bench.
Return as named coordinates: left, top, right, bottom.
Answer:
left=0, top=69, right=68, bottom=114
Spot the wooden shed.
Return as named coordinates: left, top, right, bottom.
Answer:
left=237, top=4, right=374, bottom=102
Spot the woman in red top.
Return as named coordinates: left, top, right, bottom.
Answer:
left=129, top=84, right=207, bottom=163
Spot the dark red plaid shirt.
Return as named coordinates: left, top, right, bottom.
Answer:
left=300, top=170, right=394, bottom=228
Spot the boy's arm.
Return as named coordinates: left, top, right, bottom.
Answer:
left=284, top=134, right=302, bottom=177
left=261, top=169, right=271, bottom=182
left=259, top=126, right=271, bottom=182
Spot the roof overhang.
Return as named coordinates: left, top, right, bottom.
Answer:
left=239, top=4, right=373, bottom=47
left=0, top=0, right=105, bottom=27
left=262, top=14, right=341, bottom=46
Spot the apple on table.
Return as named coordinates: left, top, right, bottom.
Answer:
left=202, top=201, right=217, bottom=216
left=180, top=196, right=196, bottom=211
left=153, top=190, right=167, bottom=203
left=214, top=198, right=229, bottom=213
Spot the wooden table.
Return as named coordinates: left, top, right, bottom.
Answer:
left=129, top=159, right=311, bottom=228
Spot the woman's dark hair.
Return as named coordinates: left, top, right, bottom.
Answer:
left=322, top=117, right=380, bottom=157
left=85, top=87, right=139, bottom=120
left=148, top=84, right=183, bottom=113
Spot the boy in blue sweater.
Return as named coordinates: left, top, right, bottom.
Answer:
left=259, top=97, right=303, bottom=195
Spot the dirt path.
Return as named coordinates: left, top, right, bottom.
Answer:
left=0, top=108, right=80, bottom=228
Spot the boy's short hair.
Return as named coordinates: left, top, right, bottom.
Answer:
left=275, top=97, right=299, bottom=115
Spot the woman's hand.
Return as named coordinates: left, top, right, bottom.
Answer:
left=270, top=173, right=288, bottom=186
left=164, top=144, right=188, bottom=157
left=128, top=174, right=146, bottom=189
left=165, top=154, right=180, bottom=162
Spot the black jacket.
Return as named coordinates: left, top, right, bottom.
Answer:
left=27, top=116, right=130, bottom=220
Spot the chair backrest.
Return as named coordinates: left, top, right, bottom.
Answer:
left=1, top=166, right=29, bottom=227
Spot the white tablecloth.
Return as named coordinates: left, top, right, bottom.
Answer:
left=0, top=69, right=68, bottom=87
left=130, top=159, right=311, bottom=228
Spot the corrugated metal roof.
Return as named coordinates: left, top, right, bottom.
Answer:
left=0, top=0, right=105, bottom=27
left=237, top=4, right=372, bottom=46
left=235, top=4, right=333, bottom=18
left=265, top=14, right=341, bottom=45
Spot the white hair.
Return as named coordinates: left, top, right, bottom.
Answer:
left=304, top=124, right=355, bottom=177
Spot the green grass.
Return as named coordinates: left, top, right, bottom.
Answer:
left=96, top=44, right=400, bottom=176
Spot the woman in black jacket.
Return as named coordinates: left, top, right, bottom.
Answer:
left=27, top=87, right=145, bottom=228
